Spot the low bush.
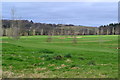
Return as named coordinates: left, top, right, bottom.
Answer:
left=64, top=53, right=72, bottom=58
left=78, top=57, right=85, bottom=60
left=39, top=49, right=54, bottom=54
left=87, top=60, right=96, bottom=65
left=54, top=55, right=63, bottom=60
left=7, top=56, right=23, bottom=61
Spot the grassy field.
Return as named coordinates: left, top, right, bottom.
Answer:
left=1, top=35, right=118, bottom=78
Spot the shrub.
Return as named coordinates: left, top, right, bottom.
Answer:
left=78, top=57, right=85, bottom=60
left=39, top=49, right=54, bottom=54
left=87, top=60, right=96, bottom=65
left=40, top=54, right=49, bottom=58
left=7, top=57, right=23, bottom=61
left=64, top=53, right=72, bottom=58
left=17, top=45, right=23, bottom=48
left=46, top=57, right=53, bottom=61
left=70, top=64, right=76, bottom=68
left=40, top=54, right=53, bottom=61
left=46, top=36, right=52, bottom=42
left=54, top=55, right=63, bottom=60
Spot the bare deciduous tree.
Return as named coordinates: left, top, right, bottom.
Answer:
left=72, top=29, right=77, bottom=44
left=112, top=27, right=115, bottom=35
left=41, top=29, right=43, bottom=35
left=0, top=20, right=3, bottom=37
left=32, top=29, right=36, bottom=36
left=9, top=7, right=21, bottom=40
left=46, top=29, right=52, bottom=42
left=12, top=27, right=20, bottom=40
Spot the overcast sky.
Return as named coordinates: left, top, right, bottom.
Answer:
left=2, top=2, right=118, bottom=27
left=2, top=0, right=119, bottom=2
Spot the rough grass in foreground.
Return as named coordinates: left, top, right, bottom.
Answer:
left=2, top=35, right=118, bottom=78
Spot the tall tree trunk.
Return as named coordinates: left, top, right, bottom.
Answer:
left=87, top=29, right=89, bottom=35
left=46, top=31, right=52, bottom=42
left=107, top=28, right=109, bottom=35
left=72, top=30, right=77, bottom=44
left=112, top=27, right=115, bottom=35
left=41, top=29, right=43, bottom=35
left=0, top=20, right=3, bottom=37
left=32, top=29, right=36, bottom=36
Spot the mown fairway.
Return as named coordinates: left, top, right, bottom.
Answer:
left=2, top=35, right=118, bottom=78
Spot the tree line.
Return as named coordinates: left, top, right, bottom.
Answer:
left=99, top=23, right=120, bottom=35
left=2, top=20, right=120, bottom=39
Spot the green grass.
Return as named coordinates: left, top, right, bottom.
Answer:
left=2, top=35, right=118, bottom=78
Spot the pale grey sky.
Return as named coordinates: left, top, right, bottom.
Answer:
left=2, top=2, right=118, bottom=27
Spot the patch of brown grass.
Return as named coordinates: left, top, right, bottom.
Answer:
left=71, top=67, right=80, bottom=69
left=0, top=41, right=8, bottom=43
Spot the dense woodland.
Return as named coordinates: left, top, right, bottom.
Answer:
left=2, top=20, right=120, bottom=37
